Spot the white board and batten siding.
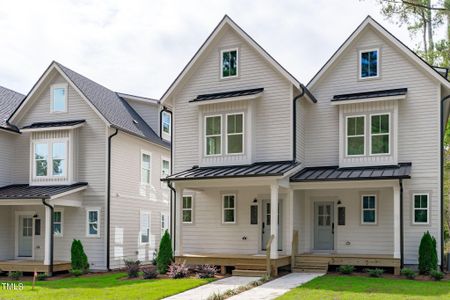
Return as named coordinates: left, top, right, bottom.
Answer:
left=306, top=27, right=441, bottom=264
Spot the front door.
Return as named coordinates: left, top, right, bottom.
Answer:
left=262, top=200, right=282, bottom=251
left=18, top=216, right=33, bottom=257
left=314, top=202, right=334, bottom=250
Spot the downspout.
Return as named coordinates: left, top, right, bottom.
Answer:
left=399, top=179, right=404, bottom=268
left=107, top=128, right=119, bottom=271
left=167, top=181, right=176, bottom=253
left=440, top=94, right=450, bottom=271
left=292, top=85, right=305, bottom=161
left=42, top=198, right=54, bottom=275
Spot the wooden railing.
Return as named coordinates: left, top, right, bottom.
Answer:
left=291, top=230, right=299, bottom=270
left=265, top=234, right=274, bottom=276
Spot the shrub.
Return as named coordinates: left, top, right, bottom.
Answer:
left=338, top=265, right=354, bottom=275
left=71, top=239, right=89, bottom=272
left=157, top=230, right=173, bottom=274
left=142, top=266, right=158, bottom=279
left=8, top=271, right=22, bottom=280
left=366, top=268, right=384, bottom=278
left=124, top=259, right=141, bottom=278
left=69, top=269, right=84, bottom=277
left=196, top=264, right=218, bottom=278
left=152, top=249, right=158, bottom=266
left=430, top=269, right=444, bottom=281
left=400, top=268, right=417, bottom=279
left=418, top=231, right=438, bottom=274
left=167, top=262, right=189, bottom=279
left=36, top=273, right=48, bottom=281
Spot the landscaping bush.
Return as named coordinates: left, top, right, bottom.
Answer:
left=157, top=230, right=173, bottom=274
left=430, top=269, right=444, bottom=281
left=338, top=265, right=355, bottom=275
left=167, top=262, right=189, bottom=279
left=196, top=264, right=217, bottom=278
left=124, top=259, right=141, bottom=278
left=69, top=269, right=84, bottom=277
left=418, top=231, right=438, bottom=274
left=71, top=239, right=89, bottom=272
left=36, top=273, right=48, bottom=281
left=142, top=266, right=158, bottom=279
left=366, top=268, right=384, bottom=278
left=152, top=249, right=158, bottom=266
left=8, top=271, right=22, bottom=280
left=400, top=268, right=416, bottom=279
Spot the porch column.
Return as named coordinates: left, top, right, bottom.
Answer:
left=270, top=184, right=279, bottom=259
left=175, top=186, right=184, bottom=256
left=44, top=204, right=52, bottom=265
left=393, top=184, right=401, bottom=259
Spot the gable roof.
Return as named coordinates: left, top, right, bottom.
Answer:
left=9, top=62, right=169, bottom=149
left=160, top=15, right=314, bottom=104
left=307, top=16, right=450, bottom=89
left=0, top=85, right=24, bottom=133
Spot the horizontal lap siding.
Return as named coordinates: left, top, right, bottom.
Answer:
left=0, top=133, right=14, bottom=186
left=0, top=207, right=12, bottom=259
left=307, top=27, right=441, bottom=263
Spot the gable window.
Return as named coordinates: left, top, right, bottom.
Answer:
left=141, top=151, right=151, bottom=184
left=222, top=194, right=236, bottom=224
left=182, top=195, right=193, bottom=223
left=221, top=49, right=238, bottom=78
left=361, top=195, right=377, bottom=224
left=86, top=209, right=100, bottom=237
left=371, top=114, right=390, bottom=155
left=360, top=49, right=379, bottom=79
left=140, top=211, right=151, bottom=244
left=34, top=140, right=67, bottom=178
left=161, top=212, right=169, bottom=235
left=226, top=113, right=244, bottom=154
left=53, top=211, right=63, bottom=236
left=346, top=116, right=365, bottom=156
left=51, top=84, right=68, bottom=112
left=413, top=194, right=429, bottom=224
left=205, top=115, right=222, bottom=156
left=162, top=111, right=171, bottom=135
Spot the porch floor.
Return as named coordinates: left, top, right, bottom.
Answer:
left=0, top=260, right=71, bottom=274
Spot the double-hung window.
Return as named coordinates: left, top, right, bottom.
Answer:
left=413, top=194, right=429, bottom=224
left=205, top=116, right=222, bottom=156
left=360, top=49, right=379, bottom=79
left=141, top=152, right=151, bottom=184
left=51, top=84, right=68, bottom=112
left=53, top=211, right=63, bottom=236
left=222, top=194, right=236, bottom=224
left=221, top=49, right=238, bottom=78
left=140, top=211, right=151, bottom=244
left=161, top=158, right=170, bottom=187
left=226, top=113, right=244, bottom=154
left=346, top=116, right=365, bottom=156
left=371, top=114, right=389, bottom=155
left=34, top=140, right=67, bottom=178
left=161, top=212, right=169, bottom=235
left=361, top=195, right=377, bottom=224
left=86, top=209, right=100, bottom=237
left=182, top=196, right=193, bottom=223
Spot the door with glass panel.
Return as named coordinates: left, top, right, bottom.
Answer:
left=314, top=202, right=334, bottom=250
left=261, top=200, right=283, bottom=251
left=18, top=216, right=33, bottom=257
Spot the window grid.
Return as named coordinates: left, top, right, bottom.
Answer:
left=226, top=113, right=244, bottom=154
left=360, top=49, right=379, bottom=79
left=53, top=211, right=63, bottom=236
left=182, top=196, right=193, bottom=223
left=222, top=194, right=236, bottom=224
left=205, top=115, right=222, bottom=156
left=141, top=152, right=151, bottom=184
left=370, top=114, right=390, bottom=155
left=140, top=211, right=150, bottom=244
left=361, top=195, right=377, bottom=224
left=221, top=48, right=238, bottom=78
left=34, top=140, right=68, bottom=179
left=413, top=194, right=429, bottom=224
left=346, top=115, right=365, bottom=156
left=86, top=209, right=100, bottom=237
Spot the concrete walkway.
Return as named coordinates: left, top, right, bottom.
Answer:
left=164, top=276, right=259, bottom=300
left=227, top=272, right=324, bottom=300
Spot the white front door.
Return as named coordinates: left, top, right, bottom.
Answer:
left=18, top=216, right=33, bottom=257
left=261, top=200, right=282, bottom=251
left=314, top=202, right=334, bottom=250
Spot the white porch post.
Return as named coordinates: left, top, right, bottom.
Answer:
left=44, top=204, right=52, bottom=265
left=270, top=184, right=279, bottom=259
left=393, top=184, right=401, bottom=259
left=175, top=186, right=184, bottom=256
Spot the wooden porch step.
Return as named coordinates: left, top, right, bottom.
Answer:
left=293, top=267, right=327, bottom=273
left=235, top=264, right=266, bottom=271
left=232, top=269, right=267, bottom=277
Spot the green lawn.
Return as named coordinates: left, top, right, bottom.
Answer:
left=0, top=272, right=212, bottom=300
left=277, top=274, right=450, bottom=300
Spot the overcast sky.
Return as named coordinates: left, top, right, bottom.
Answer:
left=0, top=0, right=422, bottom=98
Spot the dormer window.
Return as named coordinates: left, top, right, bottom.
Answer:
left=359, top=49, right=379, bottom=79
left=221, top=48, right=238, bottom=78
left=51, top=84, right=68, bottom=112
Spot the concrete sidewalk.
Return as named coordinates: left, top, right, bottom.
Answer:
left=227, top=272, right=324, bottom=300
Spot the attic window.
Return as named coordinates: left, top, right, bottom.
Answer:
left=221, top=48, right=238, bottom=79
left=359, top=49, right=379, bottom=79
left=51, top=84, right=68, bottom=113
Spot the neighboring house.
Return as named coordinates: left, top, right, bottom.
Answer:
left=0, top=61, right=171, bottom=274
left=162, top=15, right=450, bottom=276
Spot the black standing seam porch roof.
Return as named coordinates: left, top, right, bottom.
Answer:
left=290, top=163, right=412, bottom=182
left=189, top=88, right=264, bottom=102
left=332, top=88, right=408, bottom=102
left=162, top=161, right=299, bottom=181
left=21, top=120, right=86, bottom=130
left=0, top=182, right=88, bottom=200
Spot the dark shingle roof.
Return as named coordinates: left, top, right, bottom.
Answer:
left=190, top=88, right=264, bottom=102
left=163, top=161, right=299, bottom=181
left=0, top=86, right=25, bottom=132
left=290, top=163, right=412, bottom=182
left=54, top=62, right=170, bottom=149
left=0, top=182, right=88, bottom=199
left=332, top=88, right=408, bottom=102
left=22, top=119, right=85, bottom=130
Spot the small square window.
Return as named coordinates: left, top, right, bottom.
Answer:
left=360, top=49, right=379, bottom=78
left=221, top=49, right=238, bottom=78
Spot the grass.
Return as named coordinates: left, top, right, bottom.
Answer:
left=0, top=272, right=213, bottom=300
left=277, top=274, right=450, bottom=300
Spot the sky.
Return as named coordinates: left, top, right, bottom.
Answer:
left=0, top=0, right=429, bottom=98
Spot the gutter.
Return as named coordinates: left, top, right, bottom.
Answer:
left=42, top=198, right=54, bottom=275
left=399, top=179, right=404, bottom=268
left=106, top=128, right=119, bottom=271
left=440, top=94, right=450, bottom=271
left=292, top=86, right=305, bottom=161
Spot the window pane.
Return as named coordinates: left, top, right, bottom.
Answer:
left=421, top=196, right=428, bottom=208
left=415, top=209, right=428, bottom=223
left=224, top=196, right=235, bottom=208
left=53, top=88, right=66, bottom=111
left=89, top=223, right=98, bottom=235
left=361, top=52, right=369, bottom=78
left=207, top=136, right=221, bottom=155
left=141, top=231, right=149, bottom=243
left=363, top=210, right=375, bottom=223
left=318, top=215, right=323, bottom=226
left=371, top=115, right=389, bottom=134
left=52, top=159, right=65, bottom=176
left=183, top=196, right=192, bottom=209
left=361, top=50, right=378, bottom=78
left=54, top=212, right=61, bottom=222
left=183, top=210, right=192, bottom=222
left=222, top=50, right=237, bottom=77
left=228, top=134, right=243, bottom=154
left=89, top=211, right=98, bottom=222
left=348, top=136, right=364, bottom=155
left=54, top=224, right=62, bottom=235
left=36, top=160, right=48, bottom=176
left=224, top=209, right=234, bottom=222
left=162, top=113, right=171, bottom=134
left=35, top=143, right=48, bottom=160
left=52, top=143, right=65, bottom=159
left=229, top=51, right=237, bottom=76
left=363, top=196, right=375, bottom=209
left=372, top=135, right=389, bottom=154
left=347, top=117, right=364, bottom=136
left=141, top=169, right=150, bottom=184
left=227, top=114, right=243, bottom=134
left=206, top=116, right=221, bottom=135
left=142, top=154, right=150, bottom=169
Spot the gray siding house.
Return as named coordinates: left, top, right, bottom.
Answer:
left=162, top=16, right=450, bottom=275
left=0, top=62, right=171, bottom=274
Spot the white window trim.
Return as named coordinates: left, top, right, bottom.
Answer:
left=220, top=48, right=239, bottom=79
left=369, top=113, right=391, bottom=156
left=140, top=150, right=152, bottom=185
left=53, top=209, right=64, bottom=237
left=222, top=194, right=237, bottom=224
left=161, top=212, right=169, bottom=235
left=50, top=83, right=68, bottom=113
left=345, top=115, right=366, bottom=157
left=361, top=194, right=377, bottom=225
left=412, top=193, right=430, bottom=225
left=359, top=48, right=380, bottom=80
left=204, top=115, right=222, bottom=157
left=161, top=157, right=171, bottom=188
left=182, top=195, right=194, bottom=224
left=225, top=112, right=245, bottom=155
left=162, top=111, right=171, bottom=135
left=32, top=138, right=69, bottom=180
left=85, top=208, right=101, bottom=238
left=140, top=210, right=151, bottom=245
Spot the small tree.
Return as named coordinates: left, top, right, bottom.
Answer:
left=418, top=231, right=438, bottom=274
left=71, top=239, right=89, bottom=272
left=157, top=230, right=173, bottom=274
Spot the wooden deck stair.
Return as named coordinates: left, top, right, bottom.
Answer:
left=232, top=263, right=267, bottom=277
left=293, top=255, right=329, bottom=273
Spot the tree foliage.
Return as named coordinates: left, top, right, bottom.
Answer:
left=156, top=230, right=173, bottom=274
left=418, top=231, right=438, bottom=274
left=71, top=239, right=89, bottom=272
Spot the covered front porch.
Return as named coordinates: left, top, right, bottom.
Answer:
left=0, top=260, right=71, bottom=274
